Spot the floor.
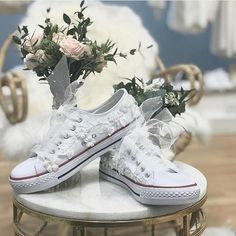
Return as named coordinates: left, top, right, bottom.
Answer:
left=0, top=135, right=236, bottom=235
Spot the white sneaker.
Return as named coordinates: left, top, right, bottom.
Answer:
left=99, top=130, right=200, bottom=205
left=9, top=89, right=140, bottom=193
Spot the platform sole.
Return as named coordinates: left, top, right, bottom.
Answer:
left=99, top=168, right=200, bottom=205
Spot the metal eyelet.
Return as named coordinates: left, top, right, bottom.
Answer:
left=136, top=161, right=140, bottom=166
left=92, top=134, right=96, bottom=138
left=141, top=167, right=145, bottom=172
left=131, top=156, right=135, bottom=161
left=64, top=134, right=69, bottom=139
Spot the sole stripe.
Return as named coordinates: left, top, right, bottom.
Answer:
left=99, top=169, right=140, bottom=197
left=58, top=138, right=122, bottom=179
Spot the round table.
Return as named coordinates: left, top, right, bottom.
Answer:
left=13, top=160, right=207, bottom=236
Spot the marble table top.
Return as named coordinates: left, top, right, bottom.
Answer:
left=14, top=159, right=207, bottom=221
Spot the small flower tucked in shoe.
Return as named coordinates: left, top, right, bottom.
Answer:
left=164, top=92, right=179, bottom=106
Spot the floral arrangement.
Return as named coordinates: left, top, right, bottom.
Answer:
left=114, top=77, right=194, bottom=117
left=12, top=1, right=144, bottom=83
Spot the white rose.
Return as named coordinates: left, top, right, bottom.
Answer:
left=164, top=92, right=179, bottom=106
left=59, top=37, right=86, bottom=60
left=24, top=49, right=46, bottom=70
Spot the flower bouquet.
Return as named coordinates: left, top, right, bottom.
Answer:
left=13, top=1, right=141, bottom=108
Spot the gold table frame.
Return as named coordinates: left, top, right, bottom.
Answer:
left=13, top=194, right=207, bottom=236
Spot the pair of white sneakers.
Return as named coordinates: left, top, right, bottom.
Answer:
left=9, top=89, right=200, bottom=205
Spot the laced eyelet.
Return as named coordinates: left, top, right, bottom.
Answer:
left=70, top=125, right=76, bottom=131
left=77, top=118, right=83, bottom=123
left=64, top=134, right=69, bottom=139
left=145, top=173, right=150, bottom=178
left=141, top=167, right=145, bottom=172
left=131, top=156, right=135, bottom=161
left=136, top=161, right=140, bottom=166
left=50, top=150, right=55, bottom=154
left=126, top=149, right=131, bottom=155
left=139, top=145, right=145, bottom=150
left=92, top=134, right=96, bottom=138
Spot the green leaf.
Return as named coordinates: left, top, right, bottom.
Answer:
left=113, top=48, right=118, bottom=56
left=162, top=82, right=173, bottom=92
left=130, top=49, right=136, bottom=55
left=138, top=42, right=142, bottom=50
left=80, top=0, right=85, bottom=8
left=119, top=53, right=127, bottom=59
left=17, top=25, right=21, bottom=33
left=38, top=24, right=45, bottom=30
left=85, top=18, right=90, bottom=25
left=63, top=13, right=71, bottom=25
left=52, top=24, right=59, bottom=33
left=44, top=26, right=51, bottom=36
left=75, top=11, right=84, bottom=19
left=12, top=35, right=21, bottom=45
left=22, top=26, right=28, bottom=34
left=147, top=44, right=153, bottom=49
left=21, top=48, right=28, bottom=57
left=21, top=33, right=29, bottom=39
left=67, top=28, right=76, bottom=35
left=81, top=6, right=88, bottom=12
left=45, top=18, right=50, bottom=24
left=32, top=39, right=38, bottom=47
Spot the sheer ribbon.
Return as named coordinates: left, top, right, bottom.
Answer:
left=119, top=96, right=176, bottom=159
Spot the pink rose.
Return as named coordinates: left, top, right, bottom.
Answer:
left=59, top=37, right=86, bottom=60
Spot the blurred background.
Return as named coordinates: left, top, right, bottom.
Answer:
left=0, top=1, right=234, bottom=71
left=0, top=1, right=236, bottom=236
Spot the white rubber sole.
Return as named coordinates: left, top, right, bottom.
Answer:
left=99, top=168, right=200, bottom=205
left=10, top=122, right=135, bottom=194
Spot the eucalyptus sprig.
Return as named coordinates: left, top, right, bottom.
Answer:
left=114, top=77, right=195, bottom=117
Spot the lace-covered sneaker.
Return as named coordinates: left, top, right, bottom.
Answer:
left=9, top=89, right=140, bottom=193
left=99, top=132, right=200, bottom=205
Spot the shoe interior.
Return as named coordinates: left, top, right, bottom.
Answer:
left=93, top=89, right=125, bottom=114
